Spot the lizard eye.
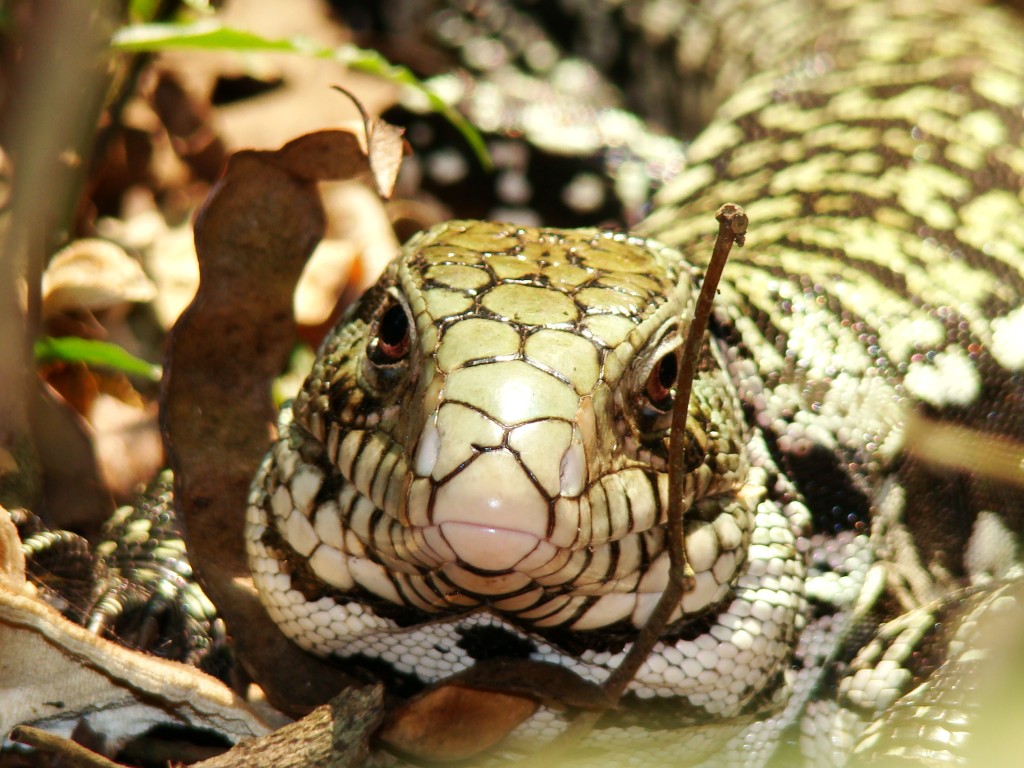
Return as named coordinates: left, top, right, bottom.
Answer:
left=362, top=296, right=415, bottom=396
left=370, top=302, right=412, bottom=364
left=645, top=351, right=678, bottom=413
left=630, top=327, right=683, bottom=442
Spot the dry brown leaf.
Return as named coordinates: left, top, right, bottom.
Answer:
left=293, top=239, right=359, bottom=330
left=28, top=381, right=114, bottom=534
left=441, top=658, right=613, bottom=711
left=140, top=214, right=201, bottom=330
left=151, top=70, right=228, bottom=183
left=90, top=395, right=162, bottom=502
left=41, top=238, right=157, bottom=318
left=95, top=192, right=202, bottom=332
left=376, top=658, right=613, bottom=761
left=294, top=181, right=400, bottom=339
left=37, top=366, right=158, bottom=504
left=39, top=361, right=100, bottom=417
left=163, top=121, right=404, bottom=717
left=365, top=116, right=406, bottom=199
left=378, top=685, right=538, bottom=762
left=0, top=509, right=280, bottom=748
left=330, top=88, right=407, bottom=200
left=169, top=0, right=395, bottom=154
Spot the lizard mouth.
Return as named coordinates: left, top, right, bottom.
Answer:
left=429, top=520, right=556, bottom=573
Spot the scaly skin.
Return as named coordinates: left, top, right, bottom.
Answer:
left=248, top=1, right=1024, bottom=764
left=64, top=0, right=1024, bottom=764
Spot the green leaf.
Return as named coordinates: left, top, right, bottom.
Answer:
left=334, top=47, right=492, bottom=171
left=112, top=20, right=296, bottom=52
left=35, top=337, right=162, bottom=381
left=110, top=21, right=492, bottom=169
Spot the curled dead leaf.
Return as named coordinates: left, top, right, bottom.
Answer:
left=378, top=684, right=539, bottom=762
left=163, top=115, right=405, bottom=717
left=331, top=85, right=406, bottom=199
left=293, top=239, right=359, bottom=331
left=376, top=659, right=613, bottom=762
left=42, top=239, right=157, bottom=318
left=294, top=181, right=399, bottom=338
left=364, top=115, right=406, bottom=199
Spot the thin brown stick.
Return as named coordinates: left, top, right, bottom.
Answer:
left=603, top=202, right=747, bottom=701
left=9, top=726, right=124, bottom=768
left=537, top=203, right=747, bottom=759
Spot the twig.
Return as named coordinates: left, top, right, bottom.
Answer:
left=9, top=725, right=124, bottom=768
left=536, top=203, right=748, bottom=758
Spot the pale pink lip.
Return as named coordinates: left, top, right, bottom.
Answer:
left=438, top=521, right=541, bottom=571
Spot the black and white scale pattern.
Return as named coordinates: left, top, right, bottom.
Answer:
left=242, top=0, right=1024, bottom=763
left=16, top=0, right=1024, bottom=764
left=246, top=224, right=814, bottom=759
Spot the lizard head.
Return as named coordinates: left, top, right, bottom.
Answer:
left=248, top=220, right=765, bottom=649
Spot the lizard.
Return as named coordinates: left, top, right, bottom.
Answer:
left=20, top=0, right=1024, bottom=764
left=242, top=0, right=1024, bottom=764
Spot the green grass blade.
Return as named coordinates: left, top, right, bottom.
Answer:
left=336, top=47, right=492, bottom=171
left=35, top=337, right=162, bottom=381
left=110, top=22, right=492, bottom=169
left=112, top=20, right=297, bottom=52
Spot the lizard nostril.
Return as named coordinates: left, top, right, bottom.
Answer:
left=559, top=435, right=586, bottom=497
left=415, top=420, right=441, bottom=477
